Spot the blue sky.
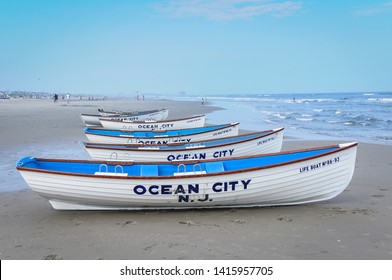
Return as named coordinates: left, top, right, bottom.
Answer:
left=1, top=0, right=391, bottom=96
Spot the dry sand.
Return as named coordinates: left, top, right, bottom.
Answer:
left=0, top=98, right=391, bottom=260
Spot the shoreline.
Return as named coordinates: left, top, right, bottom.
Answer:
left=0, top=98, right=391, bottom=259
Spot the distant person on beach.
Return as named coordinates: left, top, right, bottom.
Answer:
left=66, top=93, right=70, bottom=104
left=202, top=98, right=204, bottom=105
left=53, top=94, right=58, bottom=103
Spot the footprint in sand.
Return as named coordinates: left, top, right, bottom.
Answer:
left=277, top=217, right=293, bottom=222
left=42, top=254, right=62, bottom=260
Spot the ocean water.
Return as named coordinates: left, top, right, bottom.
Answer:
left=172, top=92, right=392, bottom=145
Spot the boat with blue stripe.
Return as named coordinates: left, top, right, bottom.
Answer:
left=84, top=122, right=240, bottom=144
left=16, top=142, right=357, bottom=210
left=83, top=128, right=284, bottom=162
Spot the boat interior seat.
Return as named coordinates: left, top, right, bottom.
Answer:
left=140, top=165, right=159, bottom=176
left=205, top=161, right=225, bottom=173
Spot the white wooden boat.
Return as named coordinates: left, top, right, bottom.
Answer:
left=84, top=122, right=240, bottom=144
left=80, top=108, right=169, bottom=127
left=99, top=115, right=205, bottom=131
left=97, top=108, right=138, bottom=116
left=16, top=142, right=357, bottom=210
left=83, top=128, right=284, bottom=162
left=100, top=108, right=169, bottom=122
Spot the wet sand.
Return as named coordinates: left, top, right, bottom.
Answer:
left=0, top=98, right=391, bottom=260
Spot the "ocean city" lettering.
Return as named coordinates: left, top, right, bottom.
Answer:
left=137, top=123, right=175, bottom=129
left=132, top=179, right=252, bottom=203
left=167, top=149, right=235, bottom=161
left=137, top=138, right=192, bottom=145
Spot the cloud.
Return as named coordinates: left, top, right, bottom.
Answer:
left=352, top=1, right=392, bottom=16
left=154, top=0, right=303, bottom=21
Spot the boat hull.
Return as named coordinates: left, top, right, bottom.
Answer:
left=83, top=129, right=284, bottom=162
left=100, top=108, right=169, bottom=122
left=17, top=143, right=357, bottom=210
left=84, top=123, right=240, bottom=144
left=80, top=109, right=169, bottom=127
left=99, top=115, right=206, bottom=131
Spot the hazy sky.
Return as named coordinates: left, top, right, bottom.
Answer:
left=1, top=0, right=391, bottom=96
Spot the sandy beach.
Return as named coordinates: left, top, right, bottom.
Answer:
left=0, top=98, right=391, bottom=260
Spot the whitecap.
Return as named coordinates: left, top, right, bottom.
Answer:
left=263, top=119, right=276, bottom=124
left=296, top=118, right=313, bottom=122
left=272, top=113, right=288, bottom=119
